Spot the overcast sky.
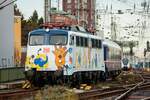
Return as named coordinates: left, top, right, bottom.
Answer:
left=16, top=0, right=62, bottom=19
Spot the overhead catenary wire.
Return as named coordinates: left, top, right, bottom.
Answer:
left=97, top=0, right=150, bottom=40
left=0, top=0, right=7, bottom=6
left=0, top=0, right=17, bottom=10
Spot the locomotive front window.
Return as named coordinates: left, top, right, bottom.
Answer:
left=49, top=35, right=67, bottom=45
left=29, top=35, right=45, bottom=45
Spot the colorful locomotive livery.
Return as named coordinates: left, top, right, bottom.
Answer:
left=26, top=48, right=49, bottom=71
left=25, top=26, right=122, bottom=86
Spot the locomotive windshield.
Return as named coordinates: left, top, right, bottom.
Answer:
left=29, top=34, right=68, bottom=45
left=49, top=35, right=67, bottom=45
left=29, top=35, right=45, bottom=45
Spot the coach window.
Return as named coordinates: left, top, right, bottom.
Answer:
left=69, top=35, right=74, bottom=45
left=91, top=39, right=93, bottom=47
left=85, top=38, right=88, bottom=47
left=95, top=40, right=98, bottom=48
left=91, top=39, right=94, bottom=48
left=79, top=37, right=81, bottom=46
left=76, top=36, right=80, bottom=46
left=82, top=37, right=85, bottom=47
left=94, top=39, right=96, bottom=48
left=97, top=40, right=99, bottom=48
left=81, top=37, right=83, bottom=47
left=92, top=39, right=96, bottom=48
left=98, top=40, right=102, bottom=48
left=89, top=38, right=92, bottom=47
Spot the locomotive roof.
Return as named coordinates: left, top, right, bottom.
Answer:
left=29, top=29, right=69, bottom=35
left=103, top=39, right=121, bottom=50
left=29, top=28, right=102, bottom=40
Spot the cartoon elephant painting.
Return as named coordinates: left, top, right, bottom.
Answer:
left=34, top=54, right=48, bottom=67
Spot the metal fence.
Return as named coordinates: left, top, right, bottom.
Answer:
left=0, top=67, right=25, bottom=83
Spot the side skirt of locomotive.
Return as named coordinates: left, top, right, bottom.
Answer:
left=25, top=68, right=121, bottom=87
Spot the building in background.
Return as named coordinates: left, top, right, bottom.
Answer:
left=44, top=0, right=77, bottom=25
left=49, top=9, right=77, bottom=25
left=44, top=0, right=51, bottom=22
left=63, top=0, right=95, bottom=29
left=14, top=16, right=22, bottom=66
left=0, top=0, right=14, bottom=68
left=44, top=0, right=96, bottom=33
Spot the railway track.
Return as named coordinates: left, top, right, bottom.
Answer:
left=141, top=72, right=150, bottom=82
left=78, top=84, right=137, bottom=100
left=114, top=71, right=150, bottom=100
left=78, top=82, right=150, bottom=100
left=1, top=70, right=150, bottom=100
left=0, top=88, right=39, bottom=100
left=78, top=71, right=150, bottom=100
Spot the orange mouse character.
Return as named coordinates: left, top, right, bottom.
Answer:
left=53, top=46, right=68, bottom=70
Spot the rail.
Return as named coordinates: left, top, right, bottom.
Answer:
left=78, top=84, right=137, bottom=100
left=115, top=81, right=144, bottom=100
left=78, top=71, right=150, bottom=100
left=115, top=72, right=150, bottom=100
left=0, top=88, right=39, bottom=99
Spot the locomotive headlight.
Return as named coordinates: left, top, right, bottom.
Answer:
left=45, top=28, right=50, bottom=32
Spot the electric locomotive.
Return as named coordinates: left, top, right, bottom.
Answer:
left=25, top=26, right=122, bottom=86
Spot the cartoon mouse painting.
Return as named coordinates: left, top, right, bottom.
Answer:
left=53, top=46, right=68, bottom=70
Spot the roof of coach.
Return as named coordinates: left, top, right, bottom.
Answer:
left=103, top=39, right=121, bottom=50
left=69, top=31, right=102, bottom=39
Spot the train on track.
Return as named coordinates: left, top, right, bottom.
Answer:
left=25, top=25, right=122, bottom=87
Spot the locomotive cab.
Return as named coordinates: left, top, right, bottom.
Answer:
left=25, top=29, right=69, bottom=71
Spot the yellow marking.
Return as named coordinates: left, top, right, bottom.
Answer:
left=22, top=80, right=31, bottom=89
left=84, top=86, right=92, bottom=90
left=80, top=86, right=84, bottom=89
left=80, top=84, right=92, bottom=90
left=147, top=68, right=150, bottom=72
left=81, top=84, right=87, bottom=87
left=26, top=84, right=31, bottom=89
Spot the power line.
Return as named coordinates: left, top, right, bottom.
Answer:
left=115, top=0, right=144, bottom=11
left=0, top=0, right=7, bottom=6
left=0, top=0, right=17, bottom=10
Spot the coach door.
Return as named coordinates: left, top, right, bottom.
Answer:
left=69, top=34, right=75, bottom=66
left=69, top=34, right=75, bottom=49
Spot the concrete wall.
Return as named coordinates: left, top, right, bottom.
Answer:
left=0, top=0, right=14, bottom=68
